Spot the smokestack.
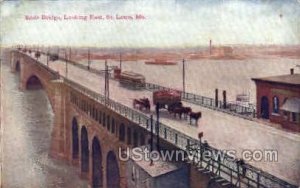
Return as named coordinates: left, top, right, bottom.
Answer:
left=290, top=68, right=294, bottom=75
left=209, top=39, right=212, bottom=55
left=215, top=88, right=218, bottom=107
left=223, top=90, right=227, bottom=109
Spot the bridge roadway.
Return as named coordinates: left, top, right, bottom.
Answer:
left=26, top=52, right=300, bottom=186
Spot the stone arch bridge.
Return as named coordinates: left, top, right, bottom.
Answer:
left=9, top=50, right=297, bottom=188
left=9, top=50, right=195, bottom=188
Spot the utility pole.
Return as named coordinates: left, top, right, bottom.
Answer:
left=88, top=48, right=91, bottom=70
left=65, top=51, right=68, bottom=77
left=182, top=59, right=186, bottom=93
left=47, top=47, right=49, bottom=67
left=69, top=47, right=72, bottom=61
left=104, top=60, right=109, bottom=101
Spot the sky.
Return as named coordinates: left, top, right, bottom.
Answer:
left=1, top=0, right=300, bottom=48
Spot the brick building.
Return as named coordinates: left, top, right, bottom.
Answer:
left=252, top=73, right=300, bottom=132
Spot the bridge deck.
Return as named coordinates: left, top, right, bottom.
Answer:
left=28, top=52, right=300, bottom=185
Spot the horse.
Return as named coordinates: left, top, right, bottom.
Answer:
left=170, top=105, right=191, bottom=119
left=181, top=107, right=192, bottom=119
left=133, top=98, right=151, bottom=112
left=167, top=102, right=183, bottom=113
left=141, top=98, right=151, bottom=111
left=189, top=111, right=202, bottom=125
left=171, top=107, right=184, bottom=119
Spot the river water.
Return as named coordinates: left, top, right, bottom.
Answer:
left=1, top=50, right=89, bottom=188
left=80, top=57, right=300, bottom=103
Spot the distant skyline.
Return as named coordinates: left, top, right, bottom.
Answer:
left=1, top=0, right=300, bottom=48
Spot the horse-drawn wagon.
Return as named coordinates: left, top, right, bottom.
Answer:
left=132, top=90, right=202, bottom=125
left=153, top=90, right=182, bottom=109
left=153, top=90, right=201, bottom=124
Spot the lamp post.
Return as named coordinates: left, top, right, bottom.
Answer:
left=150, top=115, right=154, bottom=166
left=155, top=103, right=160, bottom=151
left=198, top=132, right=203, bottom=167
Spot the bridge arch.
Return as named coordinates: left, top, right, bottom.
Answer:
left=111, top=118, right=115, bottom=134
left=140, top=132, right=145, bottom=146
left=26, top=75, right=43, bottom=90
left=107, top=115, right=110, bottom=131
left=127, top=127, right=132, bottom=145
left=133, top=129, right=138, bottom=147
left=103, top=113, right=106, bottom=127
left=106, top=151, right=120, bottom=188
left=81, top=126, right=89, bottom=174
left=92, top=136, right=103, bottom=188
left=72, top=117, right=79, bottom=160
left=119, top=123, right=125, bottom=142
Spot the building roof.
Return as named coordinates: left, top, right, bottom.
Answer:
left=281, top=98, right=300, bottom=113
left=252, top=74, right=300, bottom=86
left=129, top=145, right=181, bottom=177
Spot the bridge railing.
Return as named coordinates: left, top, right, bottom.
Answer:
left=15, top=50, right=60, bottom=79
left=61, top=76, right=296, bottom=188
left=186, top=142, right=297, bottom=188
left=36, top=49, right=257, bottom=120
left=62, top=76, right=191, bottom=148
left=18, top=49, right=297, bottom=188
left=145, top=82, right=256, bottom=119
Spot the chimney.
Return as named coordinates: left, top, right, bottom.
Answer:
left=290, top=68, right=294, bottom=75
left=215, top=88, right=218, bottom=107
left=222, top=90, right=227, bottom=109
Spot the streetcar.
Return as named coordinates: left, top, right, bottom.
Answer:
left=119, top=71, right=145, bottom=89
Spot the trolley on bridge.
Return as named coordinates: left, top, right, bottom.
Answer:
left=49, top=53, right=59, bottom=61
left=119, top=71, right=146, bottom=89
